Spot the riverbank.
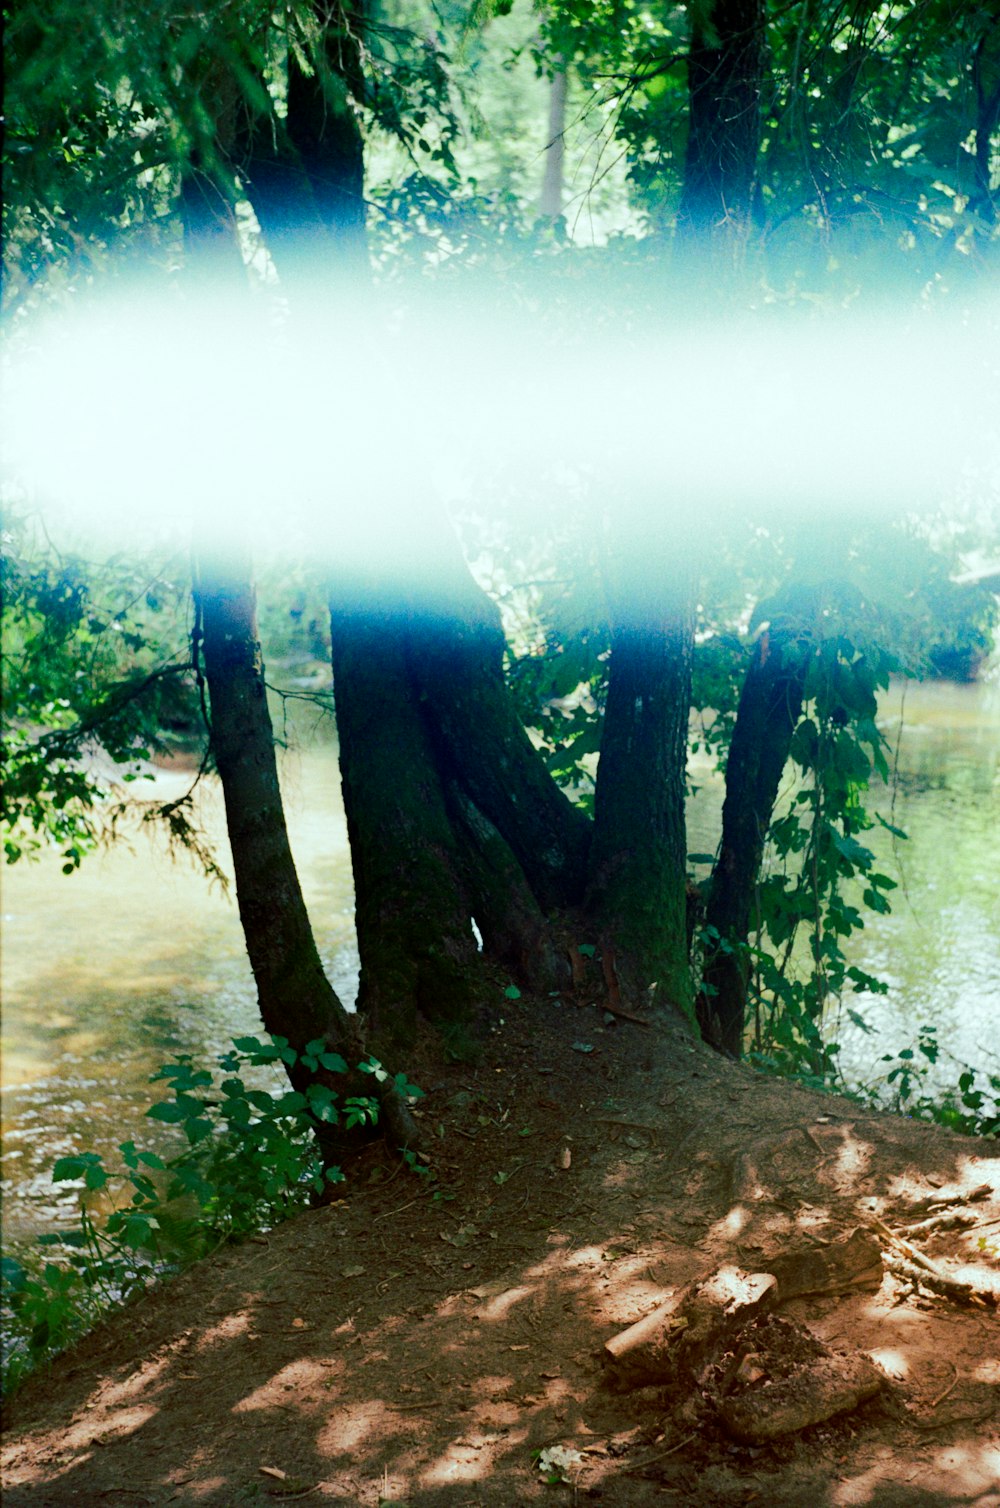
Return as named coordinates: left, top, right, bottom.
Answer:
left=3, top=676, right=998, bottom=1249
left=3, top=999, right=999, bottom=1506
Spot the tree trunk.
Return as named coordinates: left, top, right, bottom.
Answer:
left=677, top=0, right=766, bottom=241
left=447, top=783, right=570, bottom=994
left=409, top=539, right=591, bottom=913
left=698, top=607, right=813, bottom=1057
left=328, top=598, right=482, bottom=1056
left=972, top=18, right=1000, bottom=226
left=586, top=576, right=695, bottom=1016
left=194, top=551, right=419, bottom=1151
left=235, top=9, right=367, bottom=280
left=539, top=59, right=567, bottom=220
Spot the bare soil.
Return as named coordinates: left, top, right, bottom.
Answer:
left=3, top=995, right=999, bottom=1507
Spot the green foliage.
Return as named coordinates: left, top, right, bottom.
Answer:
left=1, top=1036, right=421, bottom=1394
left=693, top=515, right=997, bottom=1085
left=541, top=0, right=1000, bottom=287
left=4, top=0, right=462, bottom=302
left=0, top=511, right=216, bottom=874
left=856, top=1027, right=1000, bottom=1137
left=495, top=553, right=609, bottom=814
left=731, top=589, right=900, bottom=1076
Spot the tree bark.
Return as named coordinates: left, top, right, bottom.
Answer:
left=586, top=578, right=695, bottom=1016
left=446, top=783, right=570, bottom=994
left=677, top=0, right=766, bottom=241
left=539, top=58, right=567, bottom=220
left=698, top=603, right=813, bottom=1057
left=409, top=539, right=592, bottom=914
left=972, top=18, right=1000, bottom=226
left=235, top=41, right=368, bottom=281
left=328, top=597, right=482, bottom=1056
left=235, top=5, right=368, bottom=280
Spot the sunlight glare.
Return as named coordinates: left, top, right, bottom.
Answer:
left=5, top=273, right=998, bottom=608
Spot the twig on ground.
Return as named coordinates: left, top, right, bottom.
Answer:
left=620, top=1431, right=699, bottom=1475
left=866, top=1215, right=951, bottom=1279
left=371, top=1197, right=421, bottom=1225
left=904, top=1183, right=993, bottom=1215
left=929, top=1362, right=959, bottom=1409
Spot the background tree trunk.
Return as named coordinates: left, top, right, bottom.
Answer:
left=539, top=58, right=567, bottom=220
left=677, top=0, right=766, bottom=241
left=698, top=601, right=813, bottom=1056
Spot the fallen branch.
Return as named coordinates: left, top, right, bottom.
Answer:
left=903, top=1183, right=993, bottom=1216
left=603, top=1267, right=776, bottom=1391
left=865, top=1215, right=952, bottom=1281
left=929, top=1362, right=959, bottom=1409
left=899, top=1210, right=978, bottom=1238
left=882, top=1253, right=996, bottom=1308
left=620, top=1431, right=699, bottom=1475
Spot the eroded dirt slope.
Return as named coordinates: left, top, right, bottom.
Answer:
left=3, top=997, right=999, bottom=1506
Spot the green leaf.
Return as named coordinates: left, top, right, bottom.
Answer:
left=832, top=831, right=875, bottom=867
left=2, top=1256, right=29, bottom=1292
left=52, top=1155, right=90, bottom=1182
left=245, top=1089, right=276, bottom=1112
left=146, top=1100, right=192, bottom=1124
left=274, top=1091, right=307, bottom=1115
left=504, top=984, right=522, bottom=1000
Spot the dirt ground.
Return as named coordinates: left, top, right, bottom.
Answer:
left=2, top=994, right=999, bottom=1507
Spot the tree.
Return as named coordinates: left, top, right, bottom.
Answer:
left=676, top=0, right=765, bottom=243
left=4, top=0, right=998, bottom=1123
left=192, top=549, right=420, bottom=1151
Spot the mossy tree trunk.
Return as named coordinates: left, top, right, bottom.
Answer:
left=410, top=567, right=592, bottom=914
left=328, top=524, right=594, bottom=1055
left=328, top=554, right=583, bottom=1054
left=234, top=8, right=368, bottom=279
left=585, top=580, right=695, bottom=1016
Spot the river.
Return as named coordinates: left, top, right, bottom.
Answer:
left=2, top=677, right=998, bottom=1242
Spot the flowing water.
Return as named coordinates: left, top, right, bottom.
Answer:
left=2, top=679, right=998, bottom=1243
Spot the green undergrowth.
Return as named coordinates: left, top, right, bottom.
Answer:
left=0, top=1035, right=423, bottom=1398
left=751, top=1023, right=1000, bottom=1139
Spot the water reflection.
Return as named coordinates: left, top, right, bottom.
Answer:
left=1, top=679, right=997, bottom=1241
left=1, top=715, right=357, bottom=1240
left=836, top=679, right=1000, bottom=1089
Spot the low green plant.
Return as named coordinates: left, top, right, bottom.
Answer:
left=1, top=1035, right=422, bottom=1394
left=858, top=1027, right=1000, bottom=1137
